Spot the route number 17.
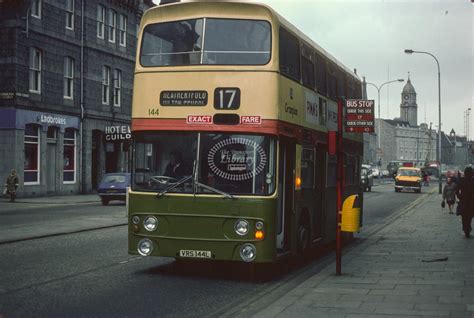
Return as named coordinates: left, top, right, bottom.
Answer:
left=214, top=88, right=240, bottom=110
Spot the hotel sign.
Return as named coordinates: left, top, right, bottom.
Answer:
left=105, top=125, right=131, bottom=141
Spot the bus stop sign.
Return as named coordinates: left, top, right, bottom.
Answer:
left=344, top=99, right=375, bottom=133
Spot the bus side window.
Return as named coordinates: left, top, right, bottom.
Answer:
left=279, top=27, right=300, bottom=81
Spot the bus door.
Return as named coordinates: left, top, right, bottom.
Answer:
left=313, top=144, right=326, bottom=240
left=277, top=139, right=295, bottom=251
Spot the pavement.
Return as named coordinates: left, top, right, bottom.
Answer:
left=229, top=188, right=474, bottom=318
left=0, top=194, right=127, bottom=244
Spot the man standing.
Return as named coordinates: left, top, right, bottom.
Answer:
left=5, top=169, right=19, bottom=202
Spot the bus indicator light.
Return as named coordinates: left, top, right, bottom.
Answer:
left=255, top=230, right=264, bottom=240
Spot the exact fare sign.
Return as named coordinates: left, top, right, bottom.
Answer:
left=345, top=99, right=375, bottom=133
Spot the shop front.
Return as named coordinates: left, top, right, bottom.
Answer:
left=0, top=108, right=81, bottom=197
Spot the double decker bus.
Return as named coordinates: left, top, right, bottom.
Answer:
left=128, top=1, right=363, bottom=263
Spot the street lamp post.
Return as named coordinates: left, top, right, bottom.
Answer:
left=404, top=49, right=442, bottom=194
left=366, top=79, right=404, bottom=149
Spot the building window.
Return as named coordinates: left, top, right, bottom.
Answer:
left=31, top=0, right=42, bottom=18
left=24, top=124, right=40, bottom=184
left=97, top=5, right=105, bottom=39
left=113, top=69, right=121, bottom=107
left=108, top=9, right=116, bottom=43
left=118, top=14, right=127, bottom=46
left=47, top=126, right=58, bottom=140
left=29, top=47, right=41, bottom=94
left=66, top=0, right=74, bottom=30
left=63, top=128, right=76, bottom=183
left=102, top=66, right=110, bottom=105
left=64, top=57, right=74, bottom=99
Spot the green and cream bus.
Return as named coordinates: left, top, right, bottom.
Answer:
left=128, top=1, right=363, bottom=263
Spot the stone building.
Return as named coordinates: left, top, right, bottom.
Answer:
left=0, top=0, right=154, bottom=196
left=377, top=76, right=436, bottom=169
left=441, top=131, right=472, bottom=168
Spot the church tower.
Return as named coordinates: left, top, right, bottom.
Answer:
left=400, top=73, right=418, bottom=126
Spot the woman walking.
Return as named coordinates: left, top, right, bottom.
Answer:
left=442, top=177, right=457, bottom=214
left=456, top=167, right=474, bottom=238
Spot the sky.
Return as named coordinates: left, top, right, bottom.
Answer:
left=152, top=0, right=473, bottom=138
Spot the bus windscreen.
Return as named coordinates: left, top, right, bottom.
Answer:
left=140, top=18, right=271, bottom=67
left=132, top=132, right=276, bottom=196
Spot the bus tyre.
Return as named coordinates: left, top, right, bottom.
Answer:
left=101, top=198, right=109, bottom=205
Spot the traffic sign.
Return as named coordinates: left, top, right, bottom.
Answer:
left=345, top=99, right=375, bottom=133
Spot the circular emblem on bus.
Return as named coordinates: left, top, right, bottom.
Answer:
left=207, top=138, right=267, bottom=181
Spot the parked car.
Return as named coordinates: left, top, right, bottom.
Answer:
left=381, top=169, right=390, bottom=178
left=394, top=167, right=422, bottom=193
left=97, top=173, right=131, bottom=205
left=361, top=167, right=373, bottom=192
left=371, top=167, right=380, bottom=178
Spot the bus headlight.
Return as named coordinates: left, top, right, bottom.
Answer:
left=144, top=216, right=158, bottom=232
left=255, top=221, right=264, bottom=230
left=240, top=243, right=256, bottom=262
left=234, top=219, right=249, bottom=236
left=138, top=239, right=153, bottom=256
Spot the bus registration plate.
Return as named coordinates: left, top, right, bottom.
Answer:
left=179, top=250, right=212, bottom=259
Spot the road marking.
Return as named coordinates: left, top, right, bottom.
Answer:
left=119, top=257, right=142, bottom=264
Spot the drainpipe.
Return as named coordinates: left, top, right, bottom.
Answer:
left=80, top=0, right=85, bottom=193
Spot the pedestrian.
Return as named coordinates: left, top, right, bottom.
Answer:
left=5, top=169, right=19, bottom=202
left=455, top=166, right=474, bottom=238
left=442, top=177, right=456, bottom=214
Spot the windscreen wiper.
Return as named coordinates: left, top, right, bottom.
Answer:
left=194, top=181, right=236, bottom=200
left=156, top=175, right=193, bottom=198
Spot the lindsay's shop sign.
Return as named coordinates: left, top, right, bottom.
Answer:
left=105, top=125, right=131, bottom=141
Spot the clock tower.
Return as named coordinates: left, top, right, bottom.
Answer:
left=400, top=73, right=418, bottom=126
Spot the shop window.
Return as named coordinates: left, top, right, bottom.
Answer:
left=118, top=14, right=127, bottom=47
left=63, top=128, right=76, bottom=183
left=279, top=27, right=300, bottom=81
left=66, top=0, right=74, bottom=30
left=64, top=57, right=74, bottom=99
left=102, top=65, right=110, bottom=105
left=97, top=5, right=105, bottom=39
left=24, top=124, right=40, bottom=184
left=113, top=69, right=121, bottom=107
left=29, top=47, right=41, bottom=94
left=31, top=0, right=41, bottom=19
left=108, top=9, right=116, bottom=43
left=301, top=148, right=315, bottom=189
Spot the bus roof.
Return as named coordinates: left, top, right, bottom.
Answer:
left=142, top=1, right=360, bottom=82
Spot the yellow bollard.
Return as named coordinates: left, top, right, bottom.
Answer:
left=341, top=194, right=360, bottom=232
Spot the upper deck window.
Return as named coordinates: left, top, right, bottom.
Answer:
left=140, top=18, right=271, bottom=67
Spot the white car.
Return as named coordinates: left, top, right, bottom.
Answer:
left=371, top=168, right=380, bottom=178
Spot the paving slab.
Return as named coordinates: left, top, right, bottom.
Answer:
left=231, top=189, right=474, bottom=318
